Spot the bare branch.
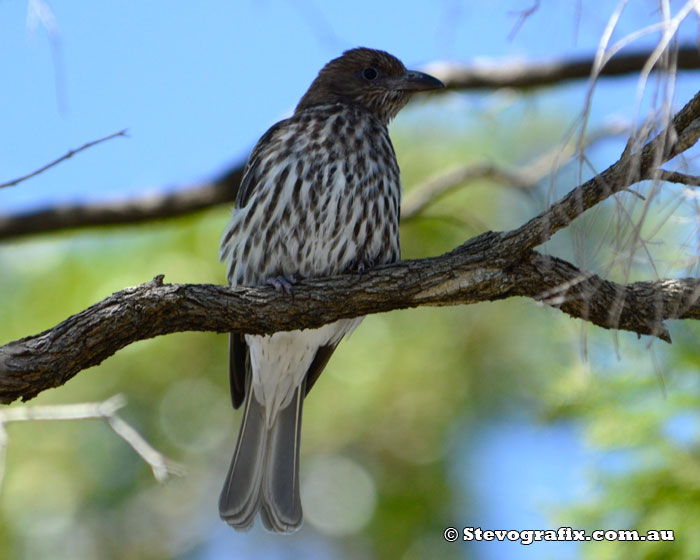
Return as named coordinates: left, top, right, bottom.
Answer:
left=428, top=44, right=700, bottom=91
left=511, top=252, right=700, bottom=341
left=105, top=410, right=185, bottom=482
left=1, top=236, right=700, bottom=404
left=401, top=163, right=533, bottom=220
left=0, top=164, right=243, bottom=240
left=0, top=394, right=182, bottom=486
left=0, top=130, right=128, bottom=189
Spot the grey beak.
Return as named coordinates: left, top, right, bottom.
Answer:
left=391, top=70, right=445, bottom=92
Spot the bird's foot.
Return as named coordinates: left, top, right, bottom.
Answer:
left=266, top=274, right=298, bottom=295
left=353, top=257, right=376, bottom=276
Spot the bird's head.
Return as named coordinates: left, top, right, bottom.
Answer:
left=296, top=47, right=444, bottom=124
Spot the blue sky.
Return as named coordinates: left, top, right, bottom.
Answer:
left=2, top=2, right=699, bottom=559
left=2, top=1, right=697, bottom=213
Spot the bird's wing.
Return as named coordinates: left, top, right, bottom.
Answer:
left=231, top=338, right=340, bottom=408
left=226, top=112, right=350, bottom=408
left=229, top=333, right=249, bottom=409
left=235, top=120, right=287, bottom=208
left=227, top=119, right=292, bottom=409
left=303, top=344, right=339, bottom=395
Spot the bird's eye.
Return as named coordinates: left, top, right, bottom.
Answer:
left=362, top=67, right=378, bottom=81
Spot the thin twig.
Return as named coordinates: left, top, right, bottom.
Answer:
left=0, top=129, right=128, bottom=189
left=0, top=394, right=183, bottom=487
left=106, top=413, right=185, bottom=482
left=507, top=0, right=540, bottom=40
left=646, top=169, right=700, bottom=186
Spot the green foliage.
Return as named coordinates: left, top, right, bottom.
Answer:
left=544, top=325, right=700, bottom=560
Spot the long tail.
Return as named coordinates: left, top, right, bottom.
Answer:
left=219, top=380, right=305, bottom=533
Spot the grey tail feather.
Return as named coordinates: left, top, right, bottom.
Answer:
left=218, top=383, right=267, bottom=531
left=219, top=380, right=305, bottom=533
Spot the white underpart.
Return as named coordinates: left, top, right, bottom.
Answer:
left=247, top=318, right=362, bottom=428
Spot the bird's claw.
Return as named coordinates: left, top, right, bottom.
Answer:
left=355, top=258, right=376, bottom=276
left=266, top=275, right=298, bottom=295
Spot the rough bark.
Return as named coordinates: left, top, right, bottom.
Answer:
left=2, top=243, right=700, bottom=404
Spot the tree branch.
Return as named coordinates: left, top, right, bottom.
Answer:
left=429, top=44, right=700, bottom=91
left=0, top=165, right=244, bottom=239
left=0, top=46, right=697, bottom=241
left=2, top=239, right=700, bottom=404
left=401, top=163, right=533, bottom=220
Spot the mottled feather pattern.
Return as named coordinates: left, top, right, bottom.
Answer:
left=220, top=102, right=401, bottom=286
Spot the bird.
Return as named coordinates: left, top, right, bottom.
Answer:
left=218, top=47, right=444, bottom=533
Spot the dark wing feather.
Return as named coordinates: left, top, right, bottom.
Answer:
left=228, top=114, right=340, bottom=406
left=229, top=333, right=249, bottom=409
left=235, top=119, right=288, bottom=208
left=227, top=119, right=294, bottom=409
left=304, top=344, right=339, bottom=396
left=235, top=156, right=261, bottom=209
